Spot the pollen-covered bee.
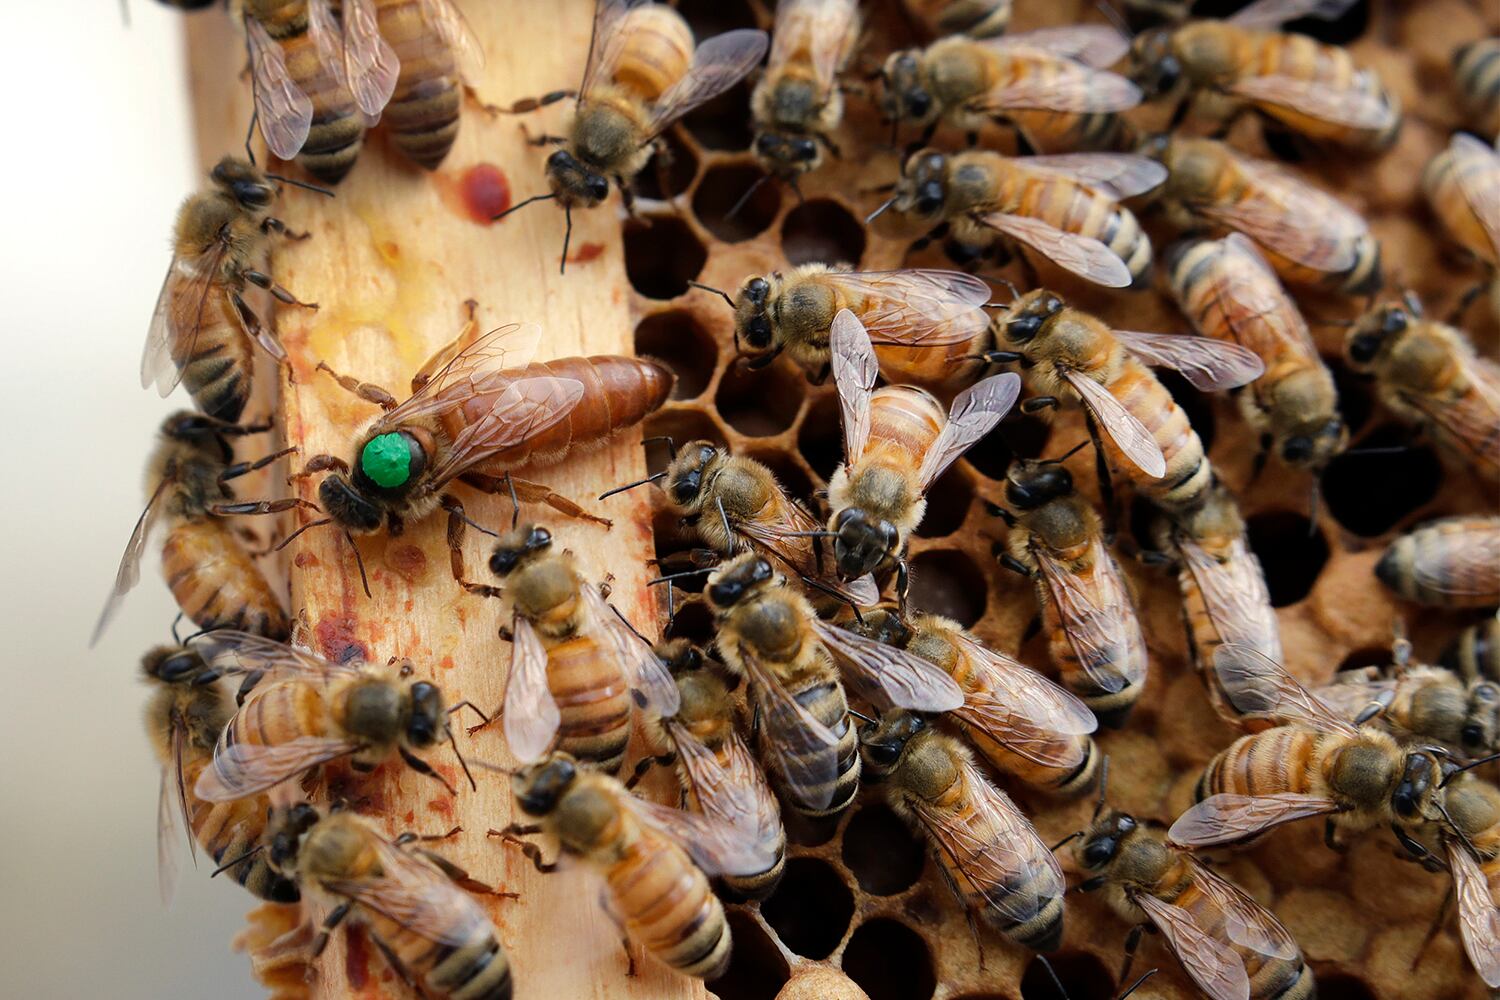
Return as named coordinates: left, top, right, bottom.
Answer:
left=869, top=147, right=1165, bottom=286
left=499, top=752, right=778, bottom=980
left=1128, top=0, right=1400, bottom=152
left=92, top=412, right=293, bottom=647
left=1444, top=615, right=1500, bottom=684
left=901, top=0, right=1011, bottom=40
left=141, top=157, right=312, bottom=423
left=1421, top=132, right=1500, bottom=320
left=827, top=310, right=1019, bottom=593
left=502, top=1, right=766, bottom=268
left=472, top=523, right=680, bottom=774
left=706, top=553, right=963, bottom=816
left=1167, top=234, right=1347, bottom=475
left=995, top=457, right=1149, bottom=727
left=1149, top=136, right=1381, bottom=296
left=750, top=0, right=860, bottom=179
left=267, top=804, right=514, bottom=1000
left=1453, top=39, right=1500, bottom=141
left=859, top=712, right=1067, bottom=951
left=1374, top=516, right=1500, bottom=609
left=851, top=609, right=1100, bottom=796
left=143, top=644, right=300, bottom=906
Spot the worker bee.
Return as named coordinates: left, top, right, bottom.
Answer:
left=901, top=0, right=1011, bottom=40
left=1316, top=657, right=1499, bottom=761
left=189, top=630, right=476, bottom=802
left=851, top=609, right=1100, bottom=796
left=827, top=309, right=1020, bottom=593
left=1345, top=297, right=1500, bottom=481
left=473, top=522, right=680, bottom=774
left=750, top=0, right=860, bottom=179
left=869, top=148, right=1165, bottom=286
left=1433, top=771, right=1500, bottom=989
left=499, top=751, right=778, bottom=980
left=502, top=1, right=766, bottom=269
left=240, top=0, right=365, bottom=182
left=1453, top=39, right=1500, bottom=141
left=141, top=157, right=313, bottom=423
left=92, top=412, right=293, bottom=647
left=987, top=289, right=1263, bottom=514
left=1374, top=516, right=1500, bottom=609
left=1422, top=132, right=1500, bottom=320
left=143, top=643, right=300, bottom=906
left=335, top=0, right=486, bottom=169
left=706, top=553, right=963, bottom=816
left=1443, top=615, right=1500, bottom=684
left=1149, top=136, right=1380, bottom=296
left=995, top=457, right=1149, bottom=726
left=859, top=712, right=1067, bottom=951
left=1127, top=0, right=1401, bottom=152
left=633, top=639, right=786, bottom=900
left=267, top=804, right=514, bottom=1000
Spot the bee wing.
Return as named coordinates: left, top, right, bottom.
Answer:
left=380, top=324, right=543, bottom=425
left=770, top=0, right=859, bottom=100
left=1168, top=792, right=1343, bottom=847
left=1311, top=670, right=1395, bottom=723
left=1402, top=362, right=1500, bottom=476
left=244, top=14, right=314, bottom=160
left=503, top=615, right=561, bottom=763
left=90, top=477, right=172, bottom=648
left=1058, top=370, right=1167, bottom=478
left=917, top=372, right=1021, bottom=489
left=982, top=25, right=1131, bottom=69
left=951, top=632, right=1097, bottom=766
left=830, top=308, right=878, bottom=463
left=1229, top=0, right=1360, bottom=30
left=1192, top=235, right=1321, bottom=358
left=1178, top=536, right=1282, bottom=662
left=306, top=0, right=351, bottom=89
left=977, top=212, right=1134, bottom=288
left=342, top=0, right=401, bottom=116
left=141, top=241, right=237, bottom=397
left=196, top=735, right=362, bottom=802
left=644, top=29, right=770, bottom=140
left=1450, top=133, right=1500, bottom=257
left=1227, top=72, right=1396, bottom=131
left=1186, top=856, right=1300, bottom=961
left=578, top=0, right=647, bottom=103
left=1213, top=643, right=1358, bottom=733
left=622, top=792, right=780, bottom=877
left=739, top=645, right=841, bottom=812
left=422, top=0, right=486, bottom=78
left=819, top=270, right=992, bottom=348
left=157, top=717, right=196, bottom=908
left=733, top=494, right=875, bottom=606
left=1448, top=838, right=1500, bottom=988
left=1016, top=154, right=1167, bottom=200
left=191, top=629, right=365, bottom=683
left=813, top=619, right=965, bottom=712
left=427, top=376, right=585, bottom=485
left=1112, top=329, right=1265, bottom=392
left=1133, top=891, right=1253, bottom=1000
left=582, top=584, right=680, bottom=718
left=1198, top=159, right=1365, bottom=273
left=1409, top=520, right=1500, bottom=600
left=971, top=53, right=1140, bottom=114
left=326, top=836, right=493, bottom=947
left=666, top=722, right=781, bottom=849
left=1035, top=547, right=1147, bottom=696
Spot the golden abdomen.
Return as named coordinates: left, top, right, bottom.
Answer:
left=167, top=279, right=253, bottom=422
left=160, top=519, right=290, bottom=638
left=546, top=634, right=632, bottom=773
left=608, top=831, right=730, bottom=979
left=1107, top=360, right=1208, bottom=513
left=612, top=5, right=695, bottom=101
left=868, top=386, right=946, bottom=457
left=1198, top=726, right=1322, bottom=800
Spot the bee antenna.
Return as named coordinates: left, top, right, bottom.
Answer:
left=783, top=530, right=839, bottom=538
left=1402, top=287, right=1424, bottom=318
left=449, top=729, right=478, bottom=792
left=492, top=192, right=556, bottom=222
left=687, top=281, right=736, bottom=309
left=1036, top=955, right=1073, bottom=1000
left=981, top=274, right=1021, bottom=302
left=559, top=205, right=574, bottom=275
left=1049, top=829, right=1084, bottom=853
left=1437, top=800, right=1480, bottom=858
left=468, top=759, right=520, bottom=777
left=344, top=531, right=372, bottom=598
left=267, top=173, right=337, bottom=198
left=1307, top=479, right=1322, bottom=534
left=1092, top=757, right=1112, bottom=822
left=1116, top=969, right=1158, bottom=1000
left=787, top=173, right=805, bottom=207
left=1042, top=440, right=1091, bottom=465
left=859, top=181, right=897, bottom=195
left=599, top=470, right=667, bottom=500
left=865, top=194, right=898, bottom=225
left=648, top=568, right=716, bottom=586
left=1341, top=445, right=1411, bottom=457
left=1441, top=751, right=1500, bottom=786
left=607, top=601, right=654, bottom=647
left=726, top=172, right=775, bottom=222
left=846, top=708, right=879, bottom=725
left=170, top=611, right=186, bottom=647
left=740, top=343, right=786, bottom=370
left=210, top=844, right=263, bottom=878
left=274, top=517, right=334, bottom=552
left=639, top=435, right=678, bottom=460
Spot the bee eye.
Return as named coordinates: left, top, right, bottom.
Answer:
left=746, top=278, right=770, bottom=304
left=527, top=526, right=552, bottom=551
left=1042, top=296, right=1062, bottom=315
left=708, top=579, right=744, bottom=605
left=1082, top=838, right=1115, bottom=867
left=671, top=469, right=702, bottom=504
left=792, top=138, right=817, bottom=162
left=1347, top=333, right=1382, bottom=364
left=1463, top=723, right=1484, bottom=747
left=1282, top=436, right=1313, bottom=462
left=1007, top=315, right=1043, bottom=342
left=915, top=179, right=944, bottom=215
left=1382, top=308, right=1409, bottom=335
left=906, top=91, right=932, bottom=117
left=746, top=315, right=772, bottom=348
left=864, top=741, right=900, bottom=766
left=750, top=558, right=773, bottom=584
left=754, top=133, right=780, bottom=156
left=586, top=174, right=610, bottom=200
left=490, top=548, right=521, bottom=576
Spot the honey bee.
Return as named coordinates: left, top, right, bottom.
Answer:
left=1432, top=771, right=1500, bottom=989
left=473, top=522, right=680, bottom=774
left=499, top=751, right=778, bottom=980
left=869, top=147, right=1165, bottom=286
left=189, top=630, right=476, bottom=802
left=1149, top=136, right=1380, bottom=296
left=92, top=412, right=293, bottom=647
left=143, top=644, right=300, bottom=906
left=750, top=0, right=860, bottom=179
left=859, top=712, right=1067, bottom=951
left=502, top=1, right=766, bottom=269
left=240, top=0, right=365, bottom=182
left=267, top=804, right=514, bottom=999
left=633, top=639, right=786, bottom=900
left=1453, top=39, right=1500, bottom=141
left=901, top=0, right=1011, bottom=40
left=987, top=289, right=1263, bottom=514
left=827, top=309, right=1020, bottom=593
left=995, top=457, right=1149, bottom=727
left=1422, top=132, right=1500, bottom=321
left=1127, top=0, right=1401, bottom=152
left=851, top=609, right=1100, bottom=796
left=1375, top=516, right=1500, bottom=609
left=141, top=157, right=314, bottom=423
left=1443, top=615, right=1500, bottom=685
left=1315, top=658, right=1499, bottom=761
left=706, top=553, right=963, bottom=816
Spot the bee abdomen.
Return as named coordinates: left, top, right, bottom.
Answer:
left=426, top=934, right=513, bottom=1000
left=277, top=25, right=365, bottom=183
left=1200, top=727, right=1318, bottom=801
left=1443, top=617, right=1500, bottom=683
left=1376, top=517, right=1500, bottom=608
left=722, top=841, right=787, bottom=902
left=868, top=385, right=947, bottom=456
left=613, top=5, right=695, bottom=101
left=190, top=783, right=299, bottom=901
left=1455, top=39, right=1500, bottom=139
left=965, top=722, right=1100, bottom=796
left=161, top=521, right=291, bottom=639
left=1111, top=361, right=1209, bottom=513
left=1022, top=176, right=1153, bottom=284
left=779, top=680, right=860, bottom=816
left=547, top=636, right=633, bottom=774
left=377, top=0, right=462, bottom=168
left=611, top=837, right=731, bottom=979
left=169, top=285, right=253, bottom=422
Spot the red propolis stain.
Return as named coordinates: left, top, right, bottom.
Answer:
left=428, top=797, right=454, bottom=819
left=403, top=810, right=416, bottom=825
left=440, top=655, right=456, bottom=670
left=387, top=543, right=428, bottom=583
left=316, top=614, right=369, bottom=665
left=344, top=922, right=372, bottom=990
left=460, top=163, right=511, bottom=223
left=293, top=551, right=321, bottom=569
left=568, top=241, right=604, bottom=264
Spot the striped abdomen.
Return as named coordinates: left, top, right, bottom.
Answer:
left=868, top=386, right=946, bottom=456
left=849, top=293, right=989, bottom=390
left=182, top=757, right=299, bottom=901
left=1237, top=30, right=1400, bottom=150
left=167, top=276, right=253, bottom=422
left=1454, top=39, right=1500, bottom=141
left=611, top=5, right=694, bottom=102
left=363, top=903, right=513, bottom=1000
left=606, top=826, right=731, bottom=979
left=1196, top=726, right=1324, bottom=803
left=1177, top=542, right=1282, bottom=727
left=222, top=679, right=332, bottom=766
left=1011, top=171, right=1152, bottom=285
left=688, top=736, right=786, bottom=901
left=161, top=518, right=290, bottom=639
left=544, top=634, right=632, bottom=774
left=375, top=0, right=463, bottom=168
left=1104, top=358, right=1210, bottom=513
left=1423, top=144, right=1499, bottom=266
left=253, top=3, right=364, bottom=182
left=778, top=668, right=860, bottom=817
left=1010, top=108, right=1133, bottom=154
left=1376, top=517, right=1500, bottom=608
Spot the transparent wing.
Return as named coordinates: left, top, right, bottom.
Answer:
left=623, top=792, right=780, bottom=877
left=1200, top=157, right=1366, bottom=273
left=917, top=372, right=1020, bottom=488
left=735, top=495, right=876, bottom=606
left=770, top=0, right=858, bottom=99
left=1186, top=857, right=1300, bottom=961
left=91, top=476, right=171, bottom=648
left=423, top=0, right=486, bottom=78
left=830, top=308, right=878, bottom=464
left=1113, top=329, right=1265, bottom=391
left=1135, top=892, right=1253, bottom=1000
left=1229, top=0, right=1361, bottom=29
left=503, top=615, right=560, bottom=763
left=645, top=29, right=770, bottom=139
left=984, top=25, right=1131, bottom=68
left=196, top=735, right=361, bottom=802
left=1035, top=546, right=1147, bottom=695
left=191, top=630, right=364, bottom=683
left=1451, top=133, right=1500, bottom=259
left=582, top=584, right=679, bottom=718
left=668, top=722, right=763, bottom=838
left=245, top=14, right=314, bottom=160
left=1410, top=522, right=1500, bottom=599
left=306, top=0, right=351, bottom=88
left=1018, top=154, right=1168, bottom=200
left=579, top=0, right=645, bottom=103
left=342, top=0, right=400, bottom=116
left=141, top=243, right=236, bottom=396
left=973, top=52, right=1141, bottom=113
left=1405, top=361, right=1500, bottom=475
left=1179, top=536, right=1282, bottom=660
left=326, top=835, right=493, bottom=947
left=157, top=718, right=196, bottom=907
left=380, top=324, right=543, bottom=426
left=1213, top=644, right=1360, bottom=734
left=1167, top=792, right=1342, bottom=847
left=1228, top=73, right=1396, bottom=130
left=1311, top=669, right=1395, bottom=723
left=813, top=619, right=965, bottom=712
left=978, top=212, right=1134, bottom=288
left=740, top=646, right=840, bottom=812
left=951, top=631, right=1097, bottom=767
left=820, top=269, right=992, bottom=348
left=1192, top=235, right=1320, bottom=358
left=1060, top=370, right=1167, bottom=477
left=1448, top=838, right=1500, bottom=988
left=427, top=376, right=584, bottom=485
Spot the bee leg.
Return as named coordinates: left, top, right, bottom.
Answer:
left=616, top=177, right=643, bottom=221
left=994, top=549, right=1032, bottom=579
left=624, top=752, right=676, bottom=791
left=1082, top=413, right=1119, bottom=540
left=242, top=270, right=317, bottom=310
left=288, top=453, right=350, bottom=483
left=896, top=558, right=910, bottom=615
left=209, top=497, right=322, bottom=517
left=400, top=746, right=458, bottom=796
left=650, top=139, right=681, bottom=209
left=503, top=476, right=614, bottom=529
left=410, top=844, right=522, bottom=899
left=463, top=83, right=503, bottom=116
left=489, top=827, right=558, bottom=873
left=501, top=89, right=576, bottom=115
left=596, top=891, right=639, bottom=977
left=219, top=445, right=299, bottom=484
left=1446, top=280, right=1485, bottom=325
left=817, top=132, right=842, bottom=159
left=517, top=122, right=568, bottom=147
left=1410, top=886, right=1453, bottom=971
left=314, top=361, right=399, bottom=411
left=1322, top=817, right=1345, bottom=852
left=309, top=901, right=355, bottom=960
left=367, top=932, right=424, bottom=996
left=1118, top=923, right=1149, bottom=988
left=260, top=216, right=310, bottom=242
left=1248, top=434, right=1272, bottom=485
left=440, top=495, right=505, bottom=598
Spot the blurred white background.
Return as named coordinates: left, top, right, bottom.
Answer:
left=0, top=3, right=262, bottom=997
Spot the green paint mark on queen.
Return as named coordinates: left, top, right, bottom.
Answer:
left=361, top=433, right=411, bottom=489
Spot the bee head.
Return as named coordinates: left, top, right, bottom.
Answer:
left=160, top=410, right=235, bottom=462
left=514, top=753, right=579, bottom=815
left=318, top=475, right=385, bottom=534
left=404, top=679, right=445, bottom=749
left=1002, top=292, right=1064, bottom=344
left=857, top=711, right=926, bottom=778
left=1345, top=304, right=1408, bottom=369
left=1463, top=682, right=1499, bottom=754
left=732, top=276, right=777, bottom=355
left=707, top=555, right=774, bottom=609
left=1078, top=810, right=1138, bottom=870
left=141, top=645, right=217, bottom=686
left=832, top=506, right=899, bottom=579
left=267, top=803, right=322, bottom=870
left=210, top=156, right=275, bottom=211
left=879, top=50, right=936, bottom=126
left=894, top=149, right=948, bottom=219
left=1005, top=460, right=1074, bottom=510
left=490, top=524, right=553, bottom=577
left=545, top=149, right=610, bottom=209
left=664, top=441, right=722, bottom=510
left=857, top=608, right=912, bottom=648
left=754, top=131, right=821, bottom=176
left=1128, top=28, right=1179, bottom=96
left=1279, top=415, right=1348, bottom=470
left=1391, top=751, right=1442, bottom=820
left=655, top=639, right=704, bottom=676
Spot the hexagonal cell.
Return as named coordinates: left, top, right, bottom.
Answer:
left=1328, top=358, right=1375, bottom=435
left=1246, top=511, right=1330, bottom=607
left=682, top=80, right=755, bottom=151
left=663, top=593, right=715, bottom=647
left=761, top=857, right=855, bottom=960
left=966, top=414, right=1053, bottom=481
left=634, top=131, right=697, bottom=202
left=1316, top=974, right=1377, bottom=1000
left=746, top=447, right=816, bottom=503
left=909, top=548, right=988, bottom=627
left=1019, top=951, right=1115, bottom=1000
left=624, top=215, right=706, bottom=299
left=1321, top=424, right=1441, bottom=538
left=798, top=393, right=844, bottom=483
left=694, top=163, right=780, bottom=243
left=784, top=808, right=842, bottom=849
left=716, top=359, right=805, bottom=437
left=913, top=468, right=972, bottom=538
left=841, top=804, right=926, bottom=896
left=782, top=199, right=867, bottom=267
left=634, top=310, right=718, bottom=400
left=709, top=910, right=790, bottom=1000
left=842, top=918, right=936, bottom=1000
